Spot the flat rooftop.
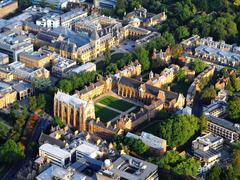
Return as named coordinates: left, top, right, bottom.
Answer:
left=20, top=51, right=49, bottom=61
left=39, top=143, right=71, bottom=159
left=110, top=154, right=158, bottom=180
left=70, top=62, right=96, bottom=74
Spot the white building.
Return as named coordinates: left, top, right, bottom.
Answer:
left=52, top=56, right=76, bottom=77
left=66, top=62, right=96, bottom=77
left=192, top=133, right=223, bottom=173
left=126, top=131, right=167, bottom=154
left=39, top=143, right=72, bottom=168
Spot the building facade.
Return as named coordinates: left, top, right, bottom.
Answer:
left=19, top=51, right=52, bottom=68
left=54, top=91, right=95, bottom=131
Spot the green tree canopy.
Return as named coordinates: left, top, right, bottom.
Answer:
left=176, top=68, right=185, bottom=82
left=114, top=135, right=149, bottom=155
left=159, top=115, right=199, bottom=148
left=200, top=85, right=216, bottom=105
left=227, top=97, right=240, bottom=122
left=29, top=96, right=37, bottom=112
left=37, top=94, right=46, bottom=109
left=0, top=139, right=24, bottom=164
left=133, top=47, right=150, bottom=71
left=149, top=151, right=200, bottom=177
left=32, top=77, right=51, bottom=91
left=190, top=59, right=206, bottom=74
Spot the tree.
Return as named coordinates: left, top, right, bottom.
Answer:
left=32, top=77, right=51, bottom=91
left=151, top=151, right=200, bottom=177
left=40, top=0, right=46, bottom=8
left=159, top=115, right=199, bottom=148
left=234, top=0, right=240, bottom=6
left=171, top=44, right=183, bottom=60
left=199, top=115, right=208, bottom=134
left=227, top=97, right=240, bottom=122
left=233, top=148, right=240, bottom=175
left=175, top=26, right=190, bottom=41
left=114, top=135, right=149, bottom=155
left=37, top=94, right=46, bottom=109
left=104, top=42, right=111, bottom=66
left=190, top=59, right=206, bottom=74
left=106, top=63, right=118, bottom=75
left=232, top=76, right=240, bottom=92
left=0, top=139, right=24, bottom=164
left=133, top=47, right=150, bottom=71
left=58, top=79, right=73, bottom=93
left=115, top=0, right=126, bottom=17
left=23, top=0, right=30, bottom=7
left=29, top=96, right=37, bottom=112
left=200, top=85, right=216, bottom=104
left=208, top=166, right=221, bottom=180
left=176, top=68, right=185, bottom=82
left=53, top=116, right=64, bottom=128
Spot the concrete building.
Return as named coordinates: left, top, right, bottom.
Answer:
left=11, top=80, right=33, bottom=100
left=97, top=154, right=158, bottom=180
left=66, top=62, right=96, bottom=78
left=206, top=115, right=240, bottom=142
left=6, top=61, right=50, bottom=82
left=54, top=91, right=95, bottom=131
left=36, top=9, right=88, bottom=29
left=0, top=52, right=9, bottom=65
left=31, top=0, right=69, bottom=9
left=0, top=31, right=33, bottom=62
left=192, top=133, right=223, bottom=172
left=0, top=0, right=18, bottom=18
left=126, top=131, right=167, bottom=155
left=19, top=51, right=52, bottom=68
left=39, top=143, right=72, bottom=168
left=195, top=45, right=240, bottom=67
left=52, top=56, right=76, bottom=77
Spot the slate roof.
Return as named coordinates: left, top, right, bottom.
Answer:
left=53, top=41, right=77, bottom=53
left=118, top=76, right=179, bottom=102
left=12, top=81, right=32, bottom=92
left=38, top=133, right=66, bottom=148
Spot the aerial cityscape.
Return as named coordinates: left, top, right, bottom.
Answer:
left=0, top=0, right=240, bottom=179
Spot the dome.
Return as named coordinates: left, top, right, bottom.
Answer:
left=131, top=17, right=140, bottom=23
left=104, top=159, right=111, bottom=168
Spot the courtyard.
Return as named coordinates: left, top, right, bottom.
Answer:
left=94, top=95, right=139, bottom=123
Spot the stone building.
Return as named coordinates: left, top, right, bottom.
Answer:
left=19, top=51, right=52, bottom=68
left=117, top=76, right=185, bottom=110
left=0, top=0, right=18, bottom=18
left=146, top=64, right=179, bottom=88
left=112, top=60, right=141, bottom=83
left=54, top=91, right=95, bottom=131
left=0, top=81, right=17, bottom=108
left=76, top=76, right=112, bottom=101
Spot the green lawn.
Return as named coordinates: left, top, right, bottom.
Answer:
left=98, top=96, right=135, bottom=112
left=95, top=105, right=120, bottom=123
